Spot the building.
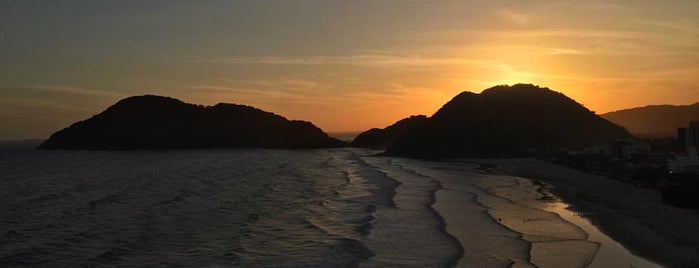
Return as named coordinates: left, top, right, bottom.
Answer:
left=669, top=121, right=699, bottom=174
left=678, top=121, right=699, bottom=153
left=612, top=138, right=651, bottom=159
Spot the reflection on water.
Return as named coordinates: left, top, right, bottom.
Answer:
left=544, top=202, right=663, bottom=268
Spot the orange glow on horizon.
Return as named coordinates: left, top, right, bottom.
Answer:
left=1, top=1, right=697, bottom=140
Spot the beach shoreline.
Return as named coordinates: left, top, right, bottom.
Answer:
left=478, top=158, right=699, bottom=268
left=395, top=157, right=598, bottom=267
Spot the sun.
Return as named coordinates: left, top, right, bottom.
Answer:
left=497, top=68, right=538, bottom=86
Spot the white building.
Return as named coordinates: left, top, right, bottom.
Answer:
left=669, top=121, right=699, bottom=174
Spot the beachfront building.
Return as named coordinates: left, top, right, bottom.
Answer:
left=678, top=121, right=699, bottom=152
left=612, top=138, right=651, bottom=159
left=664, top=121, right=699, bottom=208
left=568, top=139, right=650, bottom=159
left=668, top=121, right=699, bottom=174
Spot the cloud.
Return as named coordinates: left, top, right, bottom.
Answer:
left=184, top=74, right=448, bottom=109
left=0, top=97, right=93, bottom=114
left=13, top=85, right=124, bottom=97
left=184, top=78, right=341, bottom=106
left=195, top=54, right=483, bottom=67
left=0, top=84, right=128, bottom=129
left=498, top=8, right=529, bottom=25
left=545, top=48, right=588, bottom=55
left=640, top=19, right=699, bottom=35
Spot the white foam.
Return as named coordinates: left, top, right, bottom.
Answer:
left=391, top=159, right=601, bottom=267
left=358, top=156, right=462, bottom=267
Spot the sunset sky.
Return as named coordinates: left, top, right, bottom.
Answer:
left=1, top=0, right=698, bottom=140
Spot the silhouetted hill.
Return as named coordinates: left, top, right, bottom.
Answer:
left=601, top=103, right=699, bottom=138
left=351, top=115, right=428, bottom=148
left=39, top=95, right=346, bottom=150
left=385, top=84, right=631, bottom=158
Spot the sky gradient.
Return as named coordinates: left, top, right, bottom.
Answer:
left=1, top=0, right=698, bottom=140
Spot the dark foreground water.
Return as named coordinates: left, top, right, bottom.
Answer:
left=0, top=147, right=458, bottom=267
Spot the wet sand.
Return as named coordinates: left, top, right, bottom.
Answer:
left=433, top=171, right=600, bottom=267
left=481, top=158, right=699, bottom=268
left=366, top=156, right=696, bottom=267
left=392, top=159, right=599, bottom=267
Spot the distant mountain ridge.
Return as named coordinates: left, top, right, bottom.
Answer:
left=601, top=103, right=699, bottom=138
left=39, top=95, right=345, bottom=150
left=357, top=84, right=630, bottom=158
left=351, top=115, right=427, bottom=148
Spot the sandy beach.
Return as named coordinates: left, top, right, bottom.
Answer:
left=386, top=158, right=600, bottom=267
left=479, top=158, right=699, bottom=268
left=380, top=156, right=699, bottom=267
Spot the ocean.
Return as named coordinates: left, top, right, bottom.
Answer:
left=0, top=147, right=459, bottom=267
left=0, top=145, right=663, bottom=267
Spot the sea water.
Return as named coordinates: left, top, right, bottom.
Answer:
left=0, top=145, right=661, bottom=267
left=0, top=146, right=460, bottom=267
